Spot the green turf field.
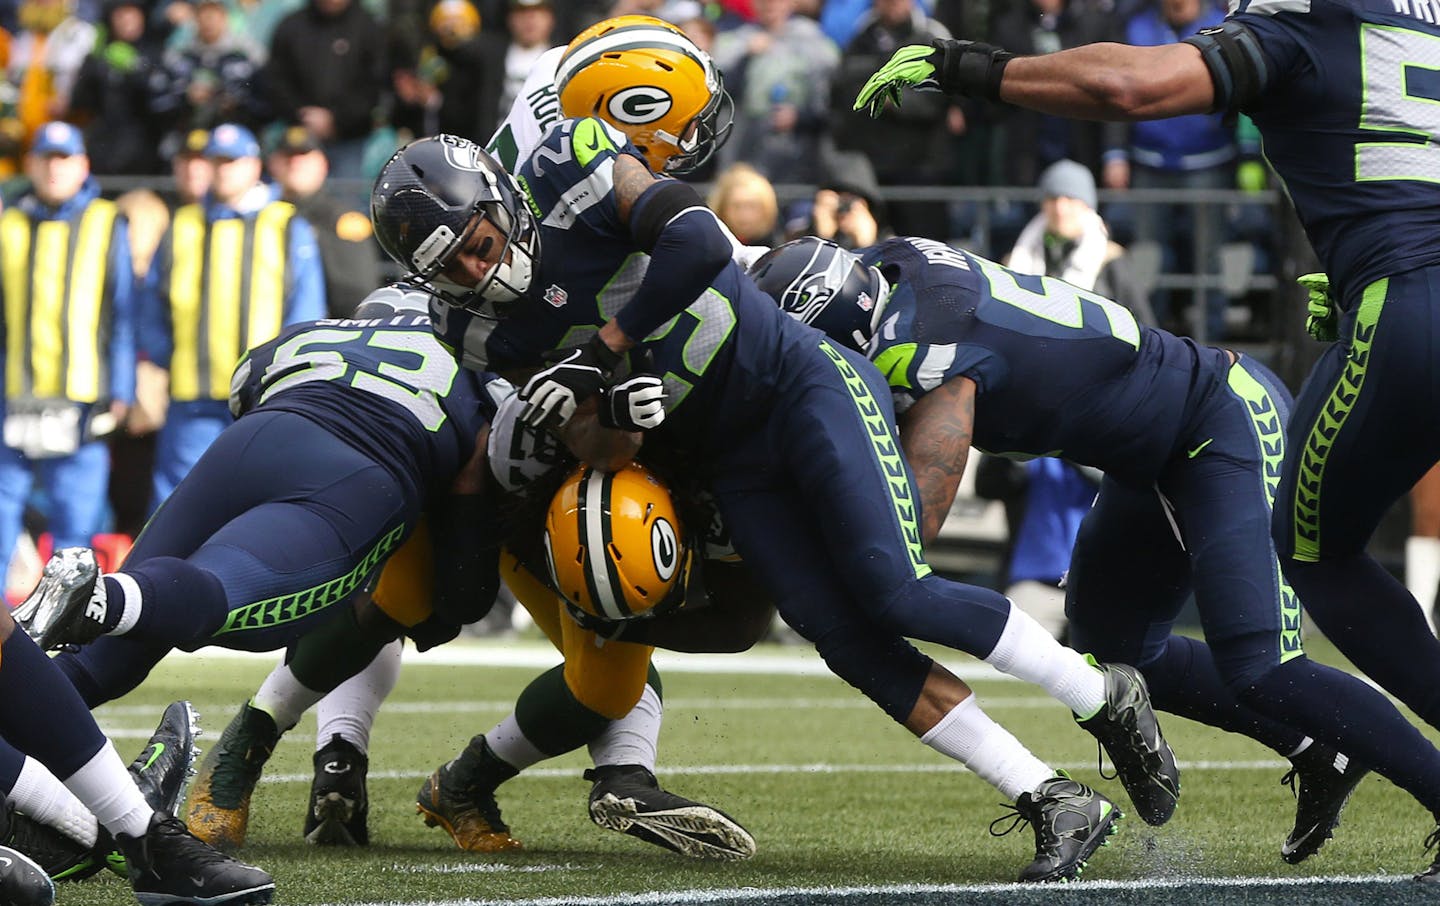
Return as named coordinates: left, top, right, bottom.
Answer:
left=67, top=636, right=1440, bottom=905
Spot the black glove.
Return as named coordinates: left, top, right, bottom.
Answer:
left=932, top=38, right=1014, bottom=102
left=407, top=615, right=462, bottom=652
left=598, top=374, right=667, bottom=431
left=518, top=334, right=623, bottom=431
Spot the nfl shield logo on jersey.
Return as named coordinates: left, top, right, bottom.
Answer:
left=544, top=284, right=568, bottom=308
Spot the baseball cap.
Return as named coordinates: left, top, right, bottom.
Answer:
left=179, top=128, right=210, bottom=157
left=272, top=124, right=323, bottom=155
left=1038, top=159, right=1097, bottom=210
left=204, top=123, right=261, bottom=160
left=30, top=121, right=85, bottom=157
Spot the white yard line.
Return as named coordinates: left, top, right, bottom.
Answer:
left=313, top=874, right=1409, bottom=906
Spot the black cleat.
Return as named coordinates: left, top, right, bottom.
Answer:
left=1280, top=742, right=1369, bottom=864
left=0, top=800, right=104, bottom=882
left=0, top=843, right=54, bottom=906
left=584, top=764, right=756, bottom=861
left=991, top=774, right=1122, bottom=883
left=13, top=548, right=104, bottom=651
left=304, top=735, right=369, bottom=846
left=130, top=701, right=201, bottom=819
left=185, top=703, right=280, bottom=852
left=1418, top=826, right=1440, bottom=883
left=117, top=813, right=274, bottom=906
left=1075, top=660, right=1181, bottom=826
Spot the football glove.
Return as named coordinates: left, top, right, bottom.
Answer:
left=1298, top=273, right=1337, bottom=342
left=599, top=374, right=667, bottom=431
left=519, top=334, right=623, bottom=431
left=855, top=39, right=1013, bottom=116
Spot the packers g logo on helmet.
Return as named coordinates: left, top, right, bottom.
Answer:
left=555, top=15, right=734, bottom=175
left=543, top=463, right=693, bottom=627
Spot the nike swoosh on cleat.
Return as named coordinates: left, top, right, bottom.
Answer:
left=141, top=743, right=166, bottom=771
left=1282, top=823, right=1321, bottom=856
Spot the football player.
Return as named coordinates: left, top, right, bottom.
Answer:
left=752, top=235, right=1440, bottom=871
left=855, top=7, right=1440, bottom=879
left=0, top=602, right=272, bottom=904
left=372, top=39, right=1180, bottom=884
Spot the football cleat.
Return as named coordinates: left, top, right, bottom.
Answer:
left=0, top=802, right=102, bottom=883
left=990, top=774, right=1121, bottom=883
left=117, top=813, right=274, bottom=906
left=304, top=735, right=369, bottom=846
left=129, top=701, right=201, bottom=820
left=416, top=740, right=522, bottom=853
left=1418, top=826, right=1440, bottom=884
left=13, top=548, right=103, bottom=651
left=0, top=843, right=55, bottom=906
left=1075, top=661, right=1180, bottom=826
left=584, top=764, right=756, bottom=861
left=1280, top=742, right=1369, bottom=864
left=185, top=703, right=280, bottom=852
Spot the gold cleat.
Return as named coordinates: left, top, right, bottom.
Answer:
left=183, top=703, right=280, bottom=852
left=416, top=769, right=523, bottom=853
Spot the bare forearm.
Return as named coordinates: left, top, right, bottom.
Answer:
left=1000, top=43, right=1214, bottom=121
left=898, top=379, right=976, bottom=548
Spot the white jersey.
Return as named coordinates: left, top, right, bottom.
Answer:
left=485, top=46, right=566, bottom=171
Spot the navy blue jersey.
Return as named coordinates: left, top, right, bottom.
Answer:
left=1229, top=0, right=1440, bottom=303
left=232, top=314, right=501, bottom=498
left=432, top=117, right=808, bottom=451
left=861, top=237, right=1231, bottom=485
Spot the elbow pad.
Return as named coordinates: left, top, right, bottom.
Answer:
left=1182, top=21, right=1270, bottom=114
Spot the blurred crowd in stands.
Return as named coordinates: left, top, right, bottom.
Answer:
left=0, top=0, right=1299, bottom=631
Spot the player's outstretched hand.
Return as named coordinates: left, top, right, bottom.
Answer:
left=855, top=44, right=941, bottom=117
left=519, top=335, right=621, bottom=431
left=600, top=374, right=666, bottom=431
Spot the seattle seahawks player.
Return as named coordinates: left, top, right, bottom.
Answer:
left=14, top=309, right=502, bottom=715
left=753, top=235, right=1440, bottom=873
left=855, top=3, right=1440, bottom=879
left=371, top=105, right=1187, bottom=881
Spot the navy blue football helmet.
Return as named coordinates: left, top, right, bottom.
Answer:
left=748, top=237, right=888, bottom=352
left=370, top=134, right=539, bottom=316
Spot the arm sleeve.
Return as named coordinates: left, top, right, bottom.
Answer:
left=613, top=183, right=734, bottom=342
left=284, top=216, right=328, bottom=323
left=107, top=218, right=137, bottom=404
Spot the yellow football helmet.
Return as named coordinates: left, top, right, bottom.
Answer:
left=543, top=462, right=693, bottom=626
left=555, top=15, right=734, bottom=175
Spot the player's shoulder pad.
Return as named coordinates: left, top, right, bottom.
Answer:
left=528, top=116, right=640, bottom=174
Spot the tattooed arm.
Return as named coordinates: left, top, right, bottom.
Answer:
left=898, top=376, right=977, bottom=548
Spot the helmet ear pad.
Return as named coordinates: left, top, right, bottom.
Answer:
left=748, top=237, right=886, bottom=351
left=544, top=463, right=692, bottom=626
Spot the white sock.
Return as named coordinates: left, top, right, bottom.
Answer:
left=589, top=684, right=662, bottom=771
left=485, top=713, right=548, bottom=772
left=314, top=640, right=403, bottom=754
left=62, top=742, right=152, bottom=839
left=921, top=696, right=1054, bottom=801
left=252, top=663, right=325, bottom=733
left=10, top=757, right=98, bottom=848
left=1407, top=536, right=1440, bottom=634
left=106, top=572, right=144, bottom=637
left=985, top=600, right=1107, bottom=718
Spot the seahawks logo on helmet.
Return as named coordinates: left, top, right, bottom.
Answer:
left=607, top=86, right=674, bottom=124
left=651, top=517, right=678, bottom=581
left=782, top=250, right=862, bottom=326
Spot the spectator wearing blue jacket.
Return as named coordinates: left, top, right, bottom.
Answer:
left=0, top=122, right=136, bottom=579
left=139, top=123, right=325, bottom=512
left=1102, top=0, right=1234, bottom=341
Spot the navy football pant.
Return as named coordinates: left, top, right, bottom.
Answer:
left=56, top=410, right=418, bottom=706
left=1274, top=265, right=1440, bottom=730
left=1071, top=354, right=1440, bottom=814
left=712, top=340, right=1010, bottom=723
